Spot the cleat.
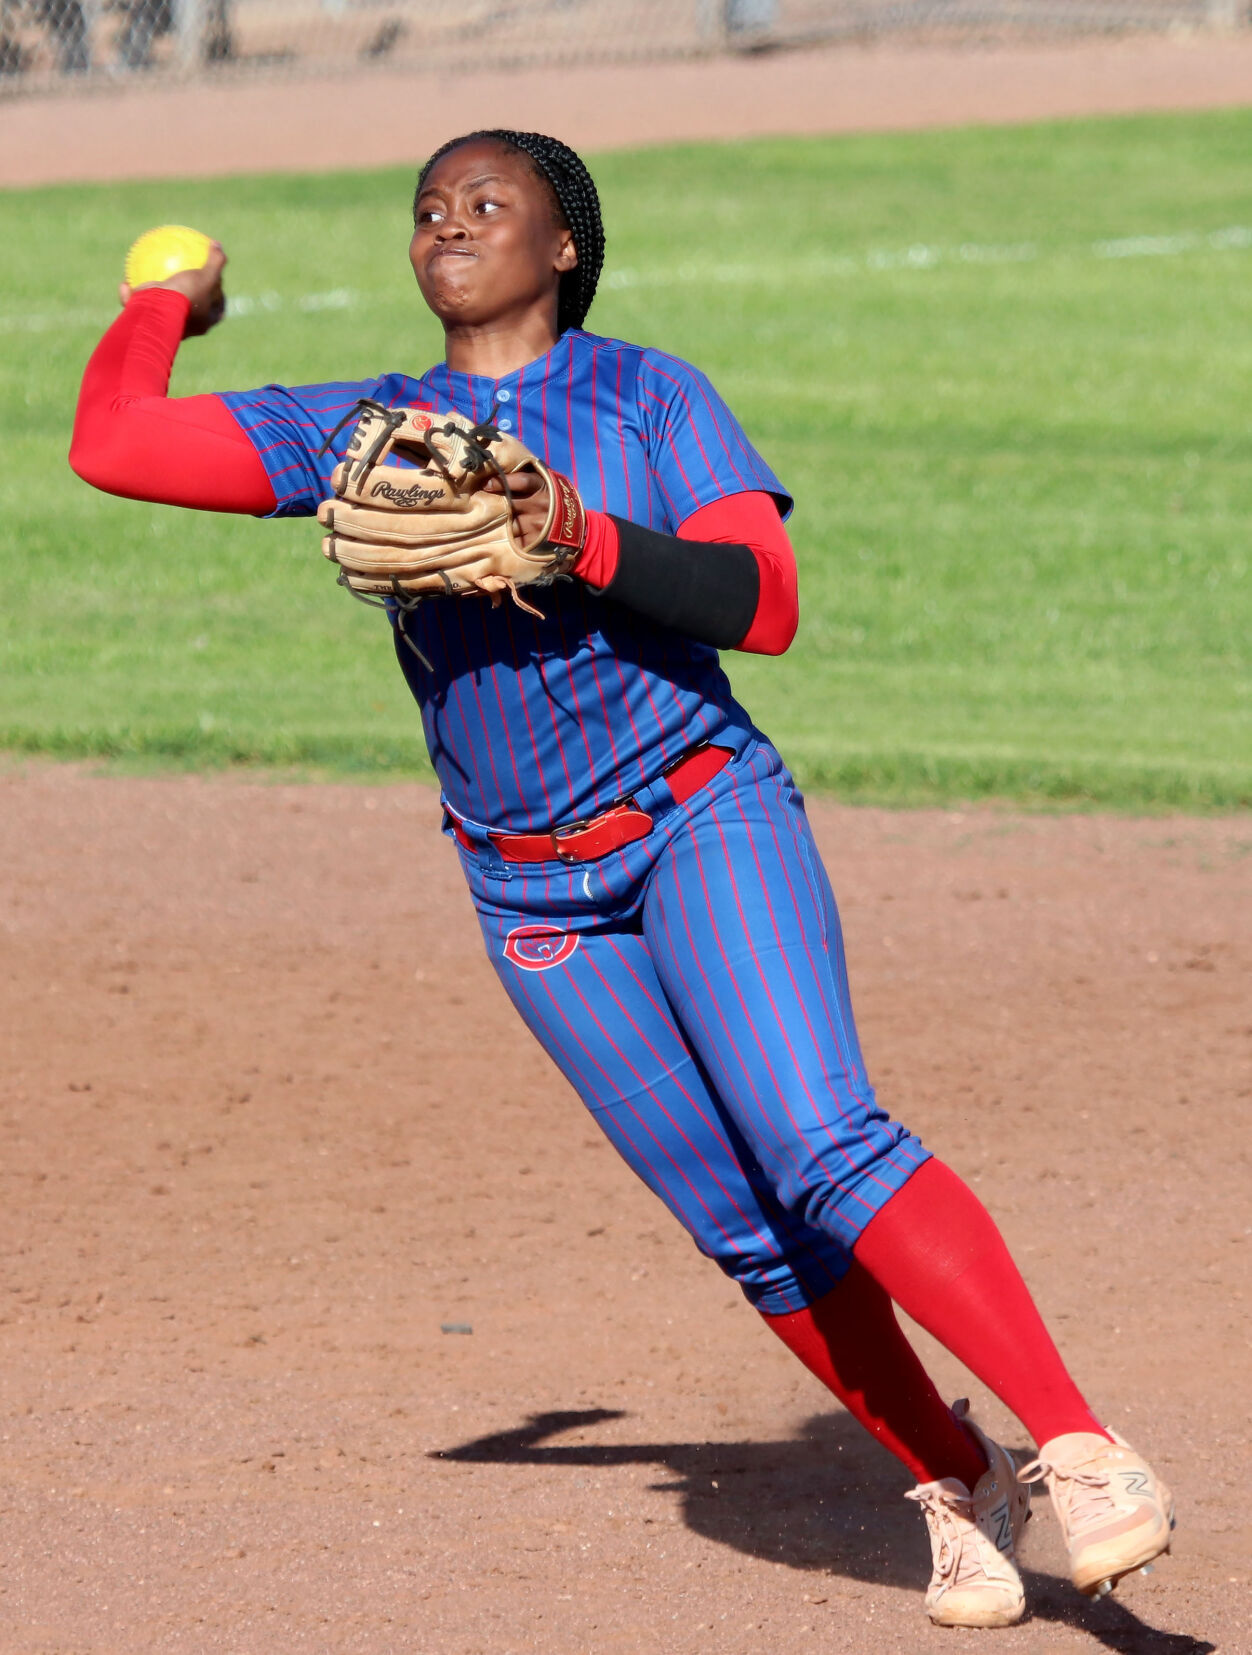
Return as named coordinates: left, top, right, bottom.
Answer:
left=1019, top=1430, right=1174, bottom=1598
left=905, top=1401, right=1030, bottom=1628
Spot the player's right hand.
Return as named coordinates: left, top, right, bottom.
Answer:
left=118, top=241, right=227, bottom=339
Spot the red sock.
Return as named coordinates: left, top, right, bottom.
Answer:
left=762, top=1259, right=989, bottom=1488
left=853, top=1157, right=1110, bottom=1449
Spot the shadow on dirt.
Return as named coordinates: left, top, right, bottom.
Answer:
left=434, top=1408, right=1212, bottom=1655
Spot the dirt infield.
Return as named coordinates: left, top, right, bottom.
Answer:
left=2, top=760, right=1248, bottom=1653
left=4, top=33, right=1251, bottom=1654
left=2, top=32, right=1252, bottom=188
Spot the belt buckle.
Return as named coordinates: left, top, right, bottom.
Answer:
left=551, top=803, right=652, bottom=864
left=551, top=814, right=597, bottom=864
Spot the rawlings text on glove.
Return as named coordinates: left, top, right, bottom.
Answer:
left=317, top=400, right=587, bottom=620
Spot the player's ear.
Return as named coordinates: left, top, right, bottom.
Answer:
left=555, top=228, right=578, bottom=273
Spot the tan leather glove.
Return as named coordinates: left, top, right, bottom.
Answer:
left=317, top=400, right=587, bottom=618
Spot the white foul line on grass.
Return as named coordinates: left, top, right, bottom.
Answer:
left=0, top=284, right=357, bottom=335
left=603, top=223, right=1252, bottom=290
left=3, top=229, right=1250, bottom=335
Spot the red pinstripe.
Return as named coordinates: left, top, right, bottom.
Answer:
left=564, top=594, right=627, bottom=778
left=614, top=350, right=634, bottom=522
left=539, top=345, right=553, bottom=465
left=474, top=602, right=533, bottom=828
left=746, top=771, right=880, bottom=1094
left=594, top=589, right=672, bottom=766
left=642, top=386, right=703, bottom=516
left=648, top=352, right=753, bottom=494
left=743, top=776, right=931, bottom=1190
left=517, top=606, right=579, bottom=810
left=719, top=788, right=868, bottom=1118
left=584, top=940, right=788, bottom=1258
left=708, top=797, right=898, bottom=1202
left=564, top=338, right=579, bottom=490
left=598, top=936, right=846, bottom=1296
left=444, top=603, right=493, bottom=804
left=681, top=818, right=873, bottom=1200
left=545, top=600, right=601, bottom=778
left=526, top=967, right=763, bottom=1260
left=587, top=342, right=608, bottom=507
left=649, top=845, right=818, bottom=1194
left=644, top=366, right=733, bottom=503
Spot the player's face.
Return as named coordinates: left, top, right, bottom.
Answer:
left=410, top=141, right=577, bottom=333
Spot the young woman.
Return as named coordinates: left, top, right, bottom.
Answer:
left=71, top=129, right=1174, bottom=1630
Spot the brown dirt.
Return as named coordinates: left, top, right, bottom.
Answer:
left=2, top=758, right=1248, bottom=1653
left=4, top=32, right=1251, bottom=1654
left=2, top=32, right=1252, bottom=189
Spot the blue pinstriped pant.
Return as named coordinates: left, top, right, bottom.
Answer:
left=465, top=741, right=930, bottom=1317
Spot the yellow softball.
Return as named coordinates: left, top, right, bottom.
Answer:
left=124, top=224, right=214, bottom=287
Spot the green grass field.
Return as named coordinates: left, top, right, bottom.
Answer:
left=2, top=110, right=1250, bottom=808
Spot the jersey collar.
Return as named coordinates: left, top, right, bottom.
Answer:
left=432, top=329, right=584, bottom=397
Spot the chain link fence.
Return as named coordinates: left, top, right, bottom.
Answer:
left=2, top=0, right=1246, bottom=93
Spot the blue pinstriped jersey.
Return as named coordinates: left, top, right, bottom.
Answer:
left=222, top=329, right=790, bottom=832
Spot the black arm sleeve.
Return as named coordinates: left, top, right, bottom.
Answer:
left=592, top=515, right=761, bottom=649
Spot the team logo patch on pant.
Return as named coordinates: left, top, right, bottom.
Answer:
left=504, top=924, right=580, bottom=971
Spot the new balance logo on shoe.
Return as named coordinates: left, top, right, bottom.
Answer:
left=906, top=1405, right=1030, bottom=1628
left=1019, top=1431, right=1175, bottom=1599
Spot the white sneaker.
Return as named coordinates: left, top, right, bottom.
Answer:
left=905, top=1402, right=1031, bottom=1628
left=1018, top=1430, right=1175, bottom=1598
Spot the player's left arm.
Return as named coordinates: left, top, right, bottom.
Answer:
left=488, top=475, right=797, bottom=653
left=560, top=347, right=798, bottom=653
left=572, top=493, right=798, bottom=655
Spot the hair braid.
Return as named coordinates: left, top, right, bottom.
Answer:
left=415, top=129, right=605, bottom=334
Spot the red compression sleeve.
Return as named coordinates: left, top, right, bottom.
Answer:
left=572, top=491, right=798, bottom=656
left=69, top=289, right=276, bottom=515
left=679, top=493, right=798, bottom=655
left=763, top=1261, right=990, bottom=1488
left=853, top=1159, right=1110, bottom=1449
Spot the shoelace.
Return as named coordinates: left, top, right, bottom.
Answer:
left=905, top=1485, right=990, bottom=1586
left=1018, top=1451, right=1122, bottom=1537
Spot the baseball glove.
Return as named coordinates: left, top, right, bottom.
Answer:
left=317, top=400, right=587, bottom=622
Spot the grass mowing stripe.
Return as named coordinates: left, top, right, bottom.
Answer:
left=2, top=110, right=1249, bottom=810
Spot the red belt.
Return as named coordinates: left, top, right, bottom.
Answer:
left=453, top=743, right=732, bottom=865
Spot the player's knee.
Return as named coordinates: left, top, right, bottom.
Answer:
left=769, top=1126, right=931, bottom=1252
left=707, top=1238, right=851, bottom=1318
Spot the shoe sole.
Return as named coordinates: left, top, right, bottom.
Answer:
left=928, top=1598, right=1027, bottom=1629
left=1075, top=1509, right=1176, bottom=1598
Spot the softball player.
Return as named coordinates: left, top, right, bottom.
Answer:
left=71, top=129, right=1174, bottom=1628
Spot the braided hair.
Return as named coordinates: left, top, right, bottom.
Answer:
left=414, top=130, right=605, bottom=336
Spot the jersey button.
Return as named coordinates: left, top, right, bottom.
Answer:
left=496, top=388, right=511, bottom=402
left=498, top=417, right=513, bottom=430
